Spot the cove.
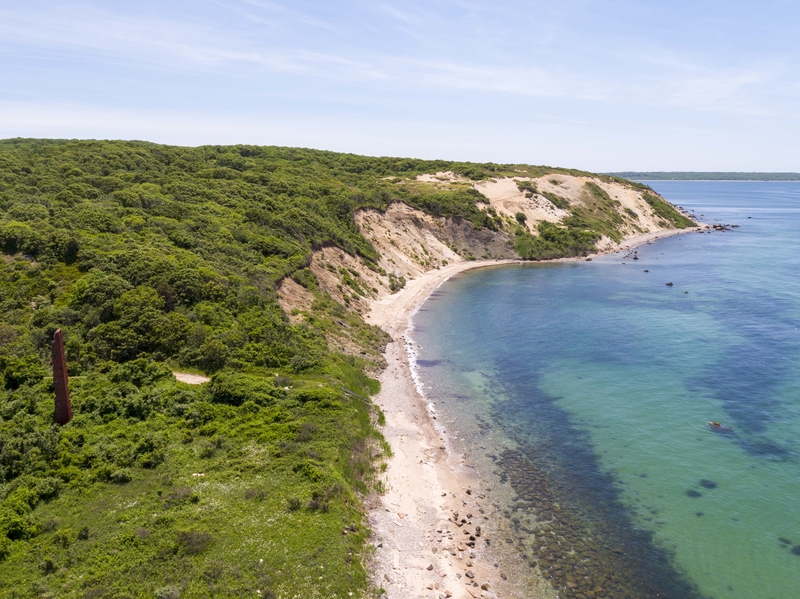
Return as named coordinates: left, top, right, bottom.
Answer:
left=410, top=182, right=800, bottom=599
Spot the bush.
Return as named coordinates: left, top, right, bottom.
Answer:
left=210, top=372, right=282, bottom=407
left=155, top=586, right=182, bottom=599
left=176, top=530, right=212, bottom=555
left=109, top=469, right=132, bottom=484
left=0, top=536, right=11, bottom=562
left=53, top=527, right=76, bottom=548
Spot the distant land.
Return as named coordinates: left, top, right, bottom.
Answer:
left=608, top=172, right=800, bottom=181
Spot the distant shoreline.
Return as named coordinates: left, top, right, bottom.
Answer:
left=608, top=172, right=800, bottom=182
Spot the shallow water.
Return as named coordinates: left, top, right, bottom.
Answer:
left=411, top=182, right=800, bottom=599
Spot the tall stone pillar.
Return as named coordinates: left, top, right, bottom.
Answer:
left=52, top=329, right=73, bottom=425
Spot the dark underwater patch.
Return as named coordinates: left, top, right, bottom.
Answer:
left=416, top=359, right=444, bottom=367
left=491, top=380, right=709, bottom=599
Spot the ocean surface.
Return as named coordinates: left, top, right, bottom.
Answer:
left=410, top=182, right=800, bottom=599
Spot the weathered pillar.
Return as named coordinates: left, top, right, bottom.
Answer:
left=52, top=328, right=73, bottom=425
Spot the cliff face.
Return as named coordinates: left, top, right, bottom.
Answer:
left=278, top=203, right=515, bottom=319
left=473, top=173, right=693, bottom=248
left=277, top=173, right=695, bottom=324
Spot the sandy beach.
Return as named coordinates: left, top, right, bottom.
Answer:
left=364, top=225, right=704, bottom=599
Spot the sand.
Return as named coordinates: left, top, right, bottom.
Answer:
left=366, top=260, right=524, bottom=599
left=172, top=372, right=210, bottom=385
left=364, top=226, right=705, bottom=598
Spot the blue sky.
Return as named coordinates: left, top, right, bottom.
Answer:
left=1, top=1, right=798, bottom=170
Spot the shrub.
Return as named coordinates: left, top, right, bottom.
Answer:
left=176, top=530, right=212, bottom=555
left=154, top=586, right=182, bottom=599
left=244, top=488, right=268, bottom=501
left=0, top=536, right=11, bottom=562
left=53, top=527, right=76, bottom=548
left=109, top=469, right=132, bottom=484
left=210, top=372, right=281, bottom=407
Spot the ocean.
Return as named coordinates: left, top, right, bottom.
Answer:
left=409, top=182, right=800, bottom=599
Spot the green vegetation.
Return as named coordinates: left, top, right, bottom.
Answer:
left=0, top=139, right=693, bottom=597
left=515, top=180, right=536, bottom=198
left=641, top=192, right=696, bottom=229
left=561, top=182, right=626, bottom=243
left=540, top=191, right=571, bottom=211
left=514, top=221, right=599, bottom=260
left=608, top=172, right=800, bottom=181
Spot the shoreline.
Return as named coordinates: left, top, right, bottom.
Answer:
left=364, top=225, right=703, bottom=598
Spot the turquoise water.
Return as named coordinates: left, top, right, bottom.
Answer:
left=411, top=182, right=800, bottom=599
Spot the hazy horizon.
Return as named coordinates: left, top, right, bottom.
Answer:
left=1, top=1, right=798, bottom=172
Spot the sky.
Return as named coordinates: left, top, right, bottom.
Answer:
left=1, top=0, right=798, bottom=171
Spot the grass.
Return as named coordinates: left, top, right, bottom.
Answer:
left=0, top=368, right=384, bottom=599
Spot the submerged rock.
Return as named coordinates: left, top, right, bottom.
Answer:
left=700, top=479, right=717, bottom=489
left=686, top=490, right=702, bottom=498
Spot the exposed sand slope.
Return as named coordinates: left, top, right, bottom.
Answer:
left=357, top=203, right=516, bottom=280
left=415, top=171, right=470, bottom=184
left=474, top=177, right=566, bottom=224
left=275, top=277, right=314, bottom=323
left=474, top=174, right=687, bottom=251
left=277, top=203, right=517, bottom=320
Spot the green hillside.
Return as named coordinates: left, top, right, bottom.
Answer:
left=0, top=139, right=545, bottom=599
left=0, top=139, right=683, bottom=598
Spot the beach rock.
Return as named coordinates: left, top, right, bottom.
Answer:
left=426, top=563, right=434, bottom=570
left=465, top=570, right=475, bottom=579
left=481, top=583, right=490, bottom=590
